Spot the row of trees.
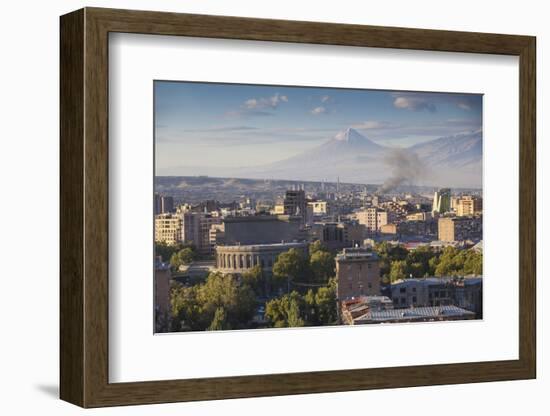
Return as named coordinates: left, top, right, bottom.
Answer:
left=170, top=272, right=256, bottom=331
left=374, top=242, right=482, bottom=283
left=264, top=278, right=338, bottom=328
left=264, top=242, right=338, bottom=328
left=169, top=241, right=339, bottom=331
left=271, top=241, right=336, bottom=290
left=154, top=242, right=197, bottom=271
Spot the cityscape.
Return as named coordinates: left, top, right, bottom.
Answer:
left=153, top=82, right=483, bottom=333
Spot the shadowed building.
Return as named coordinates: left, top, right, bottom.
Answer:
left=222, top=215, right=303, bottom=245
left=215, top=241, right=308, bottom=275
left=336, top=247, right=380, bottom=301
left=154, top=256, right=171, bottom=332
left=438, top=216, right=482, bottom=242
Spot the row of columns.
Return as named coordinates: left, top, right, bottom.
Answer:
left=217, top=252, right=277, bottom=271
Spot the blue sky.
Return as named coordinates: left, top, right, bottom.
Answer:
left=155, top=81, right=482, bottom=172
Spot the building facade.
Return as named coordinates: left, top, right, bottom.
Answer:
left=154, top=213, right=182, bottom=245
left=390, top=277, right=483, bottom=317
left=283, top=189, right=307, bottom=218
left=438, top=216, right=482, bottom=242
left=154, top=256, right=172, bottom=332
left=356, top=208, right=390, bottom=234
left=182, top=212, right=221, bottom=254
left=456, top=195, right=483, bottom=217
left=215, top=241, right=308, bottom=274
left=336, top=247, right=380, bottom=301
left=222, top=215, right=303, bottom=246
left=432, top=188, right=451, bottom=214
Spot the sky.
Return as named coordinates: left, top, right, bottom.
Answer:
left=154, top=81, right=482, bottom=174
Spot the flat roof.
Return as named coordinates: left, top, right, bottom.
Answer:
left=355, top=305, right=475, bottom=322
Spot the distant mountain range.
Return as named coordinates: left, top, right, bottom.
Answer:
left=159, top=127, right=482, bottom=189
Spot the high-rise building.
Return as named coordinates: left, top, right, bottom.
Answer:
left=336, top=248, right=380, bottom=301
left=160, top=195, right=174, bottom=213
left=154, top=194, right=174, bottom=214
left=432, top=188, right=451, bottom=214
left=283, top=189, right=307, bottom=221
left=154, top=193, right=161, bottom=215
left=154, top=213, right=182, bottom=245
left=456, top=195, right=483, bottom=217
left=182, top=212, right=222, bottom=254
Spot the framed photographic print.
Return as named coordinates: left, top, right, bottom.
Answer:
left=60, top=7, right=536, bottom=408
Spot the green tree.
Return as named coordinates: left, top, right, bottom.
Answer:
left=389, top=260, right=408, bottom=282
left=208, top=307, right=228, bottom=331
left=272, top=248, right=308, bottom=292
left=170, top=283, right=204, bottom=330
left=314, top=278, right=337, bottom=325
left=170, top=272, right=256, bottom=331
left=197, top=272, right=256, bottom=328
left=309, top=240, right=327, bottom=256
left=155, top=242, right=181, bottom=263
left=241, top=265, right=264, bottom=295
left=265, top=291, right=305, bottom=328
left=170, top=247, right=195, bottom=270
left=463, top=251, right=482, bottom=275
left=406, top=246, right=435, bottom=277
left=309, top=250, right=335, bottom=283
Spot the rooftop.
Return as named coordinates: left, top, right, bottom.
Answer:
left=354, top=305, right=475, bottom=323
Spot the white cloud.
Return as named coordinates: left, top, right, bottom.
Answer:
left=351, top=120, right=396, bottom=130
left=243, top=93, right=288, bottom=110
left=310, top=106, right=327, bottom=115
left=321, top=95, right=331, bottom=103
left=457, top=102, right=471, bottom=111
left=393, top=96, right=436, bottom=112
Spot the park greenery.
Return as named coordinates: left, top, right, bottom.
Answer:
left=168, top=240, right=481, bottom=331
left=169, top=241, right=338, bottom=331
left=170, top=272, right=256, bottom=331
left=374, top=242, right=482, bottom=283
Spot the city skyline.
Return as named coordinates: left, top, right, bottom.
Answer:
left=155, top=81, right=482, bottom=179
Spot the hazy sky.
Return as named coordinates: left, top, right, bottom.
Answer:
left=155, top=81, right=482, bottom=173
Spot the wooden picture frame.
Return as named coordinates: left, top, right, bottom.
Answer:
left=60, top=7, right=536, bottom=408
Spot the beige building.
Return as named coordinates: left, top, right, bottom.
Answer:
left=406, top=211, right=432, bottom=221
left=271, top=204, right=285, bottom=215
left=308, top=200, right=331, bottom=216
left=438, top=216, right=482, bottom=242
left=154, top=213, right=182, bottom=245
left=356, top=208, right=389, bottom=233
left=336, top=247, right=380, bottom=301
left=456, top=196, right=483, bottom=217
left=380, top=223, right=398, bottom=235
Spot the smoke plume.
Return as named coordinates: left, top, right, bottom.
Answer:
left=376, top=148, right=426, bottom=194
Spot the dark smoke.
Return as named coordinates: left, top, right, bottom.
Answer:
left=376, top=148, right=426, bottom=194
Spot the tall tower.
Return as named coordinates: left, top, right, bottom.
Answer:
left=432, top=188, right=451, bottom=214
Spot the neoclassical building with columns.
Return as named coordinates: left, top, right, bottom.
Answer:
left=215, top=241, right=308, bottom=274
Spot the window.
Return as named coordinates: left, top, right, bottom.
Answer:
left=400, top=298, right=406, bottom=305
left=412, top=296, right=417, bottom=304
left=400, top=287, right=406, bottom=294
left=412, top=287, right=417, bottom=293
